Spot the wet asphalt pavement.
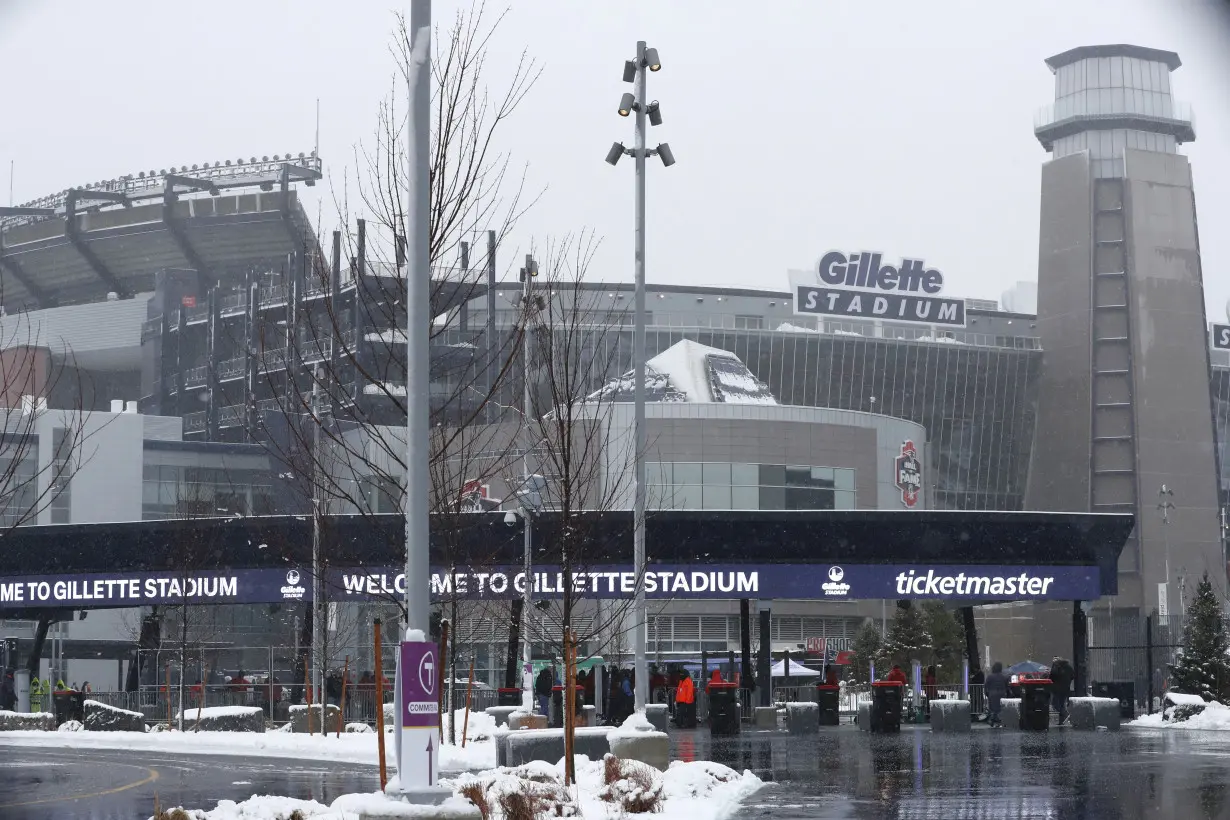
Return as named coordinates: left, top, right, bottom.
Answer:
left=5, top=726, right=1230, bottom=819
left=0, top=745, right=379, bottom=820
left=716, top=725, right=1230, bottom=820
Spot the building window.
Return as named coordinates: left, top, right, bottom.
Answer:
left=0, top=446, right=36, bottom=528
left=734, top=315, right=763, bottom=330
left=649, top=462, right=856, bottom=511
left=142, top=463, right=276, bottom=520
left=50, top=428, right=73, bottom=524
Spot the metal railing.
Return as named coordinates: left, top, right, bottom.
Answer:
left=184, top=365, right=209, bottom=389
left=183, top=411, right=206, bottom=434
left=218, top=357, right=246, bottom=381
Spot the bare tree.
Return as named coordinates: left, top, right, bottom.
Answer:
left=0, top=317, right=98, bottom=681
left=518, top=234, right=648, bottom=692
left=230, top=3, right=545, bottom=722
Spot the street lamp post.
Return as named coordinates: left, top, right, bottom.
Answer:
left=606, top=41, right=672, bottom=714
left=404, top=0, right=431, bottom=642
left=520, top=254, right=539, bottom=704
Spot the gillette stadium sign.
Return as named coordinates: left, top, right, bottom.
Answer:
left=790, top=250, right=966, bottom=327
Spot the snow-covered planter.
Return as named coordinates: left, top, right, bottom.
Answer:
left=82, top=700, right=142, bottom=731
left=0, top=710, right=55, bottom=731
left=84, top=699, right=144, bottom=732
left=1164, top=692, right=1216, bottom=723
left=58, top=719, right=83, bottom=732
left=452, top=761, right=578, bottom=818
left=344, top=722, right=373, bottom=733
left=175, top=705, right=266, bottom=733
left=599, top=753, right=664, bottom=813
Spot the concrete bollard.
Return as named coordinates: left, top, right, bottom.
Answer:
left=581, top=705, right=598, bottom=728
left=786, top=702, right=819, bottom=735
left=1000, top=698, right=1022, bottom=730
left=753, top=706, right=777, bottom=729
left=508, top=712, right=548, bottom=732
left=609, top=730, right=670, bottom=771
left=645, top=703, right=669, bottom=732
left=930, top=700, right=971, bottom=733
left=857, top=702, right=871, bottom=732
left=1068, top=697, right=1121, bottom=731
left=485, top=706, right=522, bottom=728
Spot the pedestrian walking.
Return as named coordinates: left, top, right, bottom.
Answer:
left=984, top=662, right=1009, bottom=727
left=1049, top=657, right=1075, bottom=725
left=534, top=667, right=553, bottom=717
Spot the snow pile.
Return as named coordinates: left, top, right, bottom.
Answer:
left=174, top=705, right=264, bottom=721
left=775, top=322, right=819, bottom=334
left=149, top=751, right=764, bottom=819
left=589, top=339, right=777, bottom=405
left=58, top=720, right=83, bottom=732
left=0, top=723, right=494, bottom=771
left=597, top=753, right=664, bottom=813
left=1132, top=696, right=1230, bottom=729
left=662, top=759, right=766, bottom=816
left=607, top=711, right=657, bottom=740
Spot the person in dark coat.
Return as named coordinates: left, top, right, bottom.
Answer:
left=1049, top=657, right=1076, bottom=725
left=984, top=662, right=1009, bottom=727
left=0, top=671, right=16, bottom=711
left=534, top=667, right=553, bottom=717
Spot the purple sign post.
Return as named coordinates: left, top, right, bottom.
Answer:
left=396, top=641, right=440, bottom=790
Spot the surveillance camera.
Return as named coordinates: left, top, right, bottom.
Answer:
left=504, top=511, right=518, bottom=526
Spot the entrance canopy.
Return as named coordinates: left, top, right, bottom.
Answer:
left=770, top=659, right=822, bottom=678
left=0, top=509, right=1132, bottom=614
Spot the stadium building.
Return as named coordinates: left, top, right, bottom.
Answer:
left=0, top=45, right=1227, bottom=690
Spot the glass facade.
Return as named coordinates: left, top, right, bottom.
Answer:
left=142, top=464, right=276, bottom=520
left=1044, top=55, right=1190, bottom=179
left=1214, top=367, right=1230, bottom=508
left=649, top=461, right=856, bottom=510
left=484, top=328, right=1039, bottom=511
left=1053, top=55, right=1174, bottom=122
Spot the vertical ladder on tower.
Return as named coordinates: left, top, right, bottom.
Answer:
left=1088, top=177, right=1139, bottom=568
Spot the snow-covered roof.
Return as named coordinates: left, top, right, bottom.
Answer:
left=590, top=340, right=778, bottom=405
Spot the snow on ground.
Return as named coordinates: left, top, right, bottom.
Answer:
left=1130, top=699, right=1230, bottom=730
left=173, top=705, right=264, bottom=721
left=0, top=707, right=496, bottom=772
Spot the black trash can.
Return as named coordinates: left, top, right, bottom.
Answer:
left=52, top=690, right=85, bottom=726
left=707, top=681, right=741, bottom=736
left=497, top=687, right=522, bottom=707
left=1019, top=679, right=1051, bottom=730
left=870, top=682, right=904, bottom=733
left=816, top=684, right=840, bottom=726
left=1091, top=681, right=1136, bottom=721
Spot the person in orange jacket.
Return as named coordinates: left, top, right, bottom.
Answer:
left=884, top=664, right=908, bottom=685
left=673, top=670, right=697, bottom=729
left=675, top=671, right=695, bottom=705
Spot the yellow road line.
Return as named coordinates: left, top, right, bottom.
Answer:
left=0, top=764, right=160, bottom=808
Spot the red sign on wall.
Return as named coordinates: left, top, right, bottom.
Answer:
left=181, top=295, right=197, bottom=308
left=894, top=440, right=922, bottom=508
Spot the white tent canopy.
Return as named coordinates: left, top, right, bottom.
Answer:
left=769, top=659, right=822, bottom=678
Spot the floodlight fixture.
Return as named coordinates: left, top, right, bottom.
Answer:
left=647, top=101, right=662, bottom=127
left=605, top=142, right=625, bottom=166
left=657, top=143, right=675, bottom=167
left=645, top=47, right=661, bottom=71
left=623, top=60, right=637, bottom=83
left=618, top=92, right=636, bottom=117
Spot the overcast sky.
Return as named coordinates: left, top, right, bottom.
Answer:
left=2, top=0, right=1228, bottom=320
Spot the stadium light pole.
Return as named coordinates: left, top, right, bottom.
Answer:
left=404, top=0, right=431, bottom=643
left=607, top=40, right=672, bottom=714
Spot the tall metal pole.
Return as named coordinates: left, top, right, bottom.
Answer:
left=312, top=380, right=324, bottom=709
left=631, top=40, right=649, bottom=713
left=522, top=258, right=534, bottom=702
left=404, top=0, right=431, bottom=639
